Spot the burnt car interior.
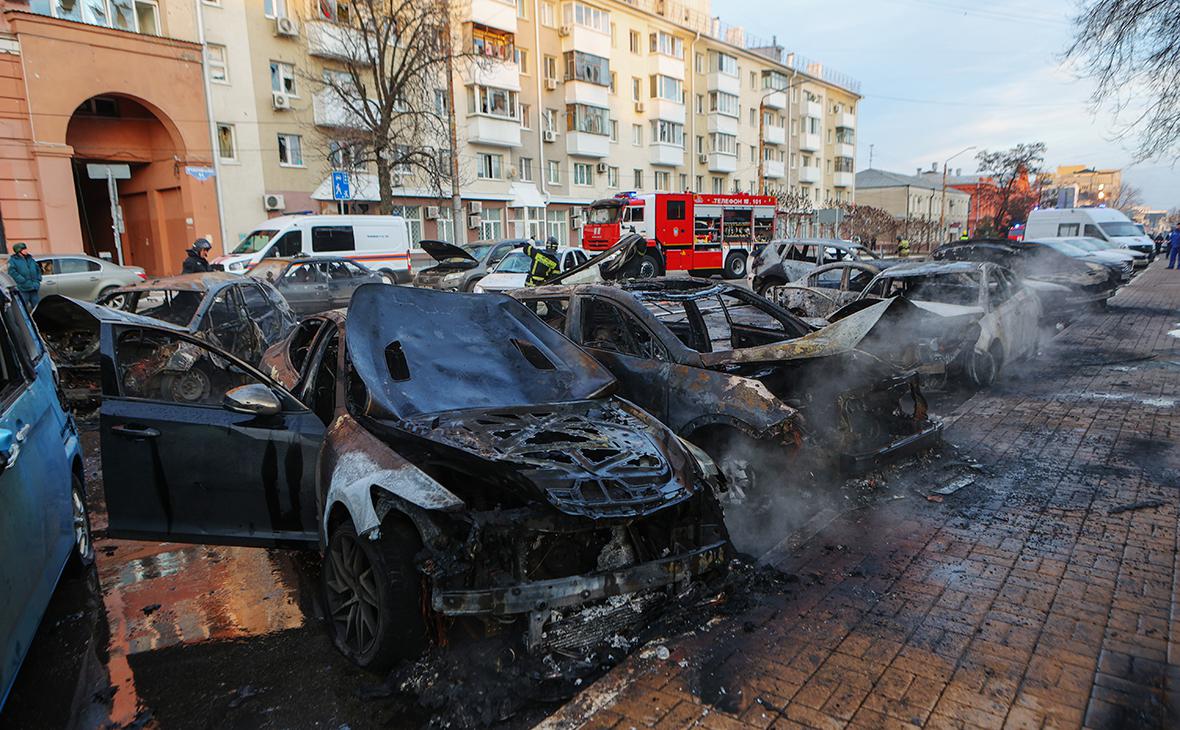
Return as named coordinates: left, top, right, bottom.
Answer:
left=111, top=289, right=202, bottom=327
left=866, top=272, right=983, bottom=306
left=115, top=329, right=256, bottom=405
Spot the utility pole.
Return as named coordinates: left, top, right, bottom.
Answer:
left=868, top=144, right=874, bottom=169
left=939, top=145, right=975, bottom=242
left=443, top=2, right=465, bottom=245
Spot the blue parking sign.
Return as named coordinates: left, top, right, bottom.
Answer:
left=331, top=171, right=351, bottom=201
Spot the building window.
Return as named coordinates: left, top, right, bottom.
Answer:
left=709, top=133, right=736, bottom=155
left=679, top=173, right=687, bottom=190
left=541, top=1, right=555, bottom=26
left=547, top=160, right=561, bottom=184
left=654, top=171, right=670, bottom=191
left=435, top=207, right=454, bottom=243
left=520, top=103, right=531, bottom=129
left=264, top=0, right=286, bottom=18
left=631, top=77, right=642, bottom=102
left=329, top=139, right=363, bottom=170
left=546, top=209, right=568, bottom=244
left=650, top=119, right=684, bottom=146
left=607, top=166, right=619, bottom=187
left=468, top=86, right=519, bottom=119
left=476, top=153, right=503, bottom=179
left=480, top=208, right=504, bottom=240
left=633, top=169, right=643, bottom=188
left=277, top=133, right=303, bottom=166
left=695, top=175, right=703, bottom=190
left=516, top=0, right=528, bottom=19
left=388, top=205, right=424, bottom=243
left=135, top=0, right=160, bottom=34
left=648, top=31, right=684, bottom=59
left=434, top=89, right=449, bottom=115
left=708, top=91, right=739, bottom=117
left=610, top=72, right=617, bottom=94
left=544, top=55, right=558, bottom=81
left=216, top=123, right=236, bottom=162
left=270, top=61, right=296, bottom=95
left=712, top=176, right=724, bottom=194
left=516, top=48, right=529, bottom=73
left=695, top=52, right=704, bottom=73
left=632, top=124, right=643, bottom=146
left=763, top=70, right=788, bottom=90
left=519, top=157, right=534, bottom=182
left=473, top=24, right=514, bottom=61
left=564, top=50, right=611, bottom=86
left=565, top=103, right=609, bottom=135
left=609, top=120, right=618, bottom=142
left=543, top=108, right=559, bottom=133
left=650, top=75, right=683, bottom=102
left=206, top=44, right=229, bottom=83
left=562, top=2, right=609, bottom=33
left=629, top=30, right=641, bottom=53
left=710, top=51, right=738, bottom=76
left=573, top=162, right=594, bottom=186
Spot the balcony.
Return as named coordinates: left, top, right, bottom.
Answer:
left=761, top=90, right=787, bottom=110
left=467, top=114, right=521, bottom=147
left=566, top=131, right=610, bottom=158
left=707, top=113, right=738, bottom=136
left=649, top=98, right=685, bottom=124
left=705, top=71, right=740, bottom=95
left=469, top=0, right=518, bottom=33
left=800, top=133, right=821, bottom=152
left=651, top=54, right=686, bottom=80
left=313, top=90, right=376, bottom=129
left=763, top=159, right=785, bottom=179
left=464, top=57, right=521, bottom=91
left=559, top=25, right=610, bottom=58
left=763, top=125, right=785, bottom=146
left=835, top=142, right=854, bottom=158
left=804, top=100, right=823, bottom=119
left=833, top=171, right=854, bottom=188
left=798, top=166, right=820, bottom=184
left=564, top=80, right=609, bottom=107
left=650, top=143, right=684, bottom=167
left=836, top=110, right=856, bottom=128
left=707, top=152, right=737, bottom=173
left=307, top=21, right=371, bottom=63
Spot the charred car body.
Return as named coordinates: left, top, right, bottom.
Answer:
left=509, top=278, right=941, bottom=482
left=751, top=239, right=900, bottom=295
left=764, top=261, right=881, bottom=324
left=95, top=284, right=729, bottom=668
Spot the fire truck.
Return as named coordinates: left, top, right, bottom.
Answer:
left=581, top=192, right=778, bottom=278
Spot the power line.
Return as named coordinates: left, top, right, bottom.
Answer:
left=884, top=0, right=1069, bottom=26
left=864, top=92, right=1083, bottom=109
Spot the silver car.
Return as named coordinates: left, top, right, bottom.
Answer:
left=35, top=254, right=145, bottom=302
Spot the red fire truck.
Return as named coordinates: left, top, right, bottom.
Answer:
left=581, top=191, right=778, bottom=278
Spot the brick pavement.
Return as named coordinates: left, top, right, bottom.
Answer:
left=539, top=262, right=1180, bottom=730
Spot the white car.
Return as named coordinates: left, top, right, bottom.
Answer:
left=1051, top=236, right=1147, bottom=269
left=473, top=247, right=589, bottom=293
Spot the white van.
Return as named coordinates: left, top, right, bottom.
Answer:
left=214, top=215, right=413, bottom=283
left=1025, top=208, right=1155, bottom=260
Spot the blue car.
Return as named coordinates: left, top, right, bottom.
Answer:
left=0, top=272, right=92, bottom=710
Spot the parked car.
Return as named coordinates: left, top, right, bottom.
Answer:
left=933, top=240, right=1121, bottom=319
left=34, top=273, right=297, bottom=404
left=1024, top=207, right=1156, bottom=261
left=0, top=273, right=91, bottom=709
left=213, top=215, right=414, bottom=283
left=1041, top=236, right=1147, bottom=270
left=412, top=239, right=526, bottom=292
left=29, top=254, right=146, bottom=303
left=509, top=278, right=942, bottom=487
left=751, top=238, right=899, bottom=294
left=763, top=261, right=881, bottom=323
left=95, top=284, right=729, bottom=668
left=246, top=256, right=384, bottom=314
left=849, top=261, right=1042, bottom=387
left=473, top=247, right=590, bottom=293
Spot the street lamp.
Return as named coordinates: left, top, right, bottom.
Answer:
left=938, top=145, right=975, bottom=240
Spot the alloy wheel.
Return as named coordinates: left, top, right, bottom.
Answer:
left=73, top=487, right=93, bottom=563
left=324, top=532, right=381, bottom=657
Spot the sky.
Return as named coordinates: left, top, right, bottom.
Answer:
left=723, top=0, right=1178, bottom=209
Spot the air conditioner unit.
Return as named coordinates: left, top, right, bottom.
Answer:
left=634, top=102, right=645, bottom=113
left=544, top=78, right=558, bottom=91
left=559, top=25, right=572, bottom=36
left=572, top=215, right=584, bottom=229
left=468, top=201, right=483, bottom=214
left=506, top=165, right=519, bottom=180
left=263, top=193, right=285, bottom=211
left=467, top=213, right=481, bottom=229
left=595, top=162, right=608, bottom=173
left=543, top=130, right=556, bottom=142
left=698, top=153, right=708, bottom=164
left=272, top=92, right=292, bottom=110
left=275, top=16, right=299, bottom=37
left=425, top=205, right=440, bottom=219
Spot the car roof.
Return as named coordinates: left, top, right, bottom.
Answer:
left=769, top=238, right=863, bottom=248
left=877, top=260, right=986, bottom=277
left=114, top=272, right=243, bottom=292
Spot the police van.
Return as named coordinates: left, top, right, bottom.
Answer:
left=1024, top=208, right=1156, bottom=261
left=214, top=215, right=413, bottom=283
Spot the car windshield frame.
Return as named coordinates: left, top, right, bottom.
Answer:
left=232, top=230, right=278, bottom=255
left=867, top=271, right=983, bottom=307
left=246, top=260, right=291, bottom=281
left=495, top=251, right=532, bottom=274
left=587, top=205, right=622, bottom=224
left=105, top=288, right=206, bottom=328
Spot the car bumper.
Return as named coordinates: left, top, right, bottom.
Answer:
left=433, top=540, right=728, bottom=617
left=841, top=420, right=944, bottom=471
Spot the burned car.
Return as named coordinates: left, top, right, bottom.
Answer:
left=412, top=238, right=526, bottom=292
left=97, top=284, right=729, bottom=668
left=751, top=238, right=900, bottom=295
left=764, top=261, right=881, bottom=324
left=510, top=278, right=942, bottom=486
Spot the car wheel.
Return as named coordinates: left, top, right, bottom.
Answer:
left=755, top=277, right=787, bottom=296
left=98, top=286, right=126, bottom=308
left=967, top=343, right=1002, bottom=388
left=322, top=520, right=427, bottom=671
left=636, top=253, right=660, bottom=279
left=158, top=367, right=212, bottom=403
left=379, top=270, right=398, bottom=286
left=67, top=476, right=95, bottom=574
left=462, top=277, right=483, bottom=292
left=723, top=252, right=748, bottom=279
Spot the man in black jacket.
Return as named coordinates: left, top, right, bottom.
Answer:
left=181, top=238, right=213, bottom=274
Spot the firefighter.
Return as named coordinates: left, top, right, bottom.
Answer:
left=520, top=236, right=561, bottom=286
left=897, top=237, right=911, bottom=257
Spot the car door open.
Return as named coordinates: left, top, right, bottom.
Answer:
left=99, top=324, right=324, bottom=548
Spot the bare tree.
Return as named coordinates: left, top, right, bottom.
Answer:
left=1066, top=1, right=1180, bottom=160
left=311, top=0, right=470, bottom=214
left=773, top=190, right=814, bottom=237
left=1111, top=183, right=1143, bottom=213
left=974, top=143, right=1045, bottom=236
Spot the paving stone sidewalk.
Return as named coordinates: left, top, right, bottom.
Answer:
left=539, top=262, right=1180, bottom=730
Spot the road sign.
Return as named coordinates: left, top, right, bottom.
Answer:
left=331, top=171, right=351, bottom=201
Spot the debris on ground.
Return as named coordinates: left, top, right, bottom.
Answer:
left=1108, top=499, right=1167, bottom=515
left=932, top=475, right=975, bottom=495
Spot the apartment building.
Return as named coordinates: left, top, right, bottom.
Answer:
left=1043, top=164, right=1122, bottom=207
left=855, top=168, right=971, bottom=240
left=213, top=0, right=861, bottom=248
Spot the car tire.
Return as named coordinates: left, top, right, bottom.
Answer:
left=98, top=286, right=126, bottom=308
left=462, top=277, right=483, bottom=292
left=66, top=476, right=95, bottom=575
left=967, top=343, right=1002, bottom=388
left=722, top=252, right=748, bottom=279
left=634, top=252, right=661, bottom=279
left=379, top=270, right=398, bottom=286
left=322, top=519, right=427, bottom=671
left=755, top=277, right=787, bottom=296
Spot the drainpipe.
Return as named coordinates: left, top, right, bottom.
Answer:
left=534, top=0, right=548, bottom=234
left=689, top=31, right=700, bottom=189
left=195, top=1, right=228, bottom=252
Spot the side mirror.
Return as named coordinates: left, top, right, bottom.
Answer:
left=223, top=383, right=282, bottom=417
left=0, top=427, right=13, bottom=474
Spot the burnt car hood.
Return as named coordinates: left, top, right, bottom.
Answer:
left=33, top=294, right=185, bottom=366
left=419, top=239, right=479, bottom=265
left=544, top=234, right=647, bottom=285
left=697, top=297, right=893, bottom=367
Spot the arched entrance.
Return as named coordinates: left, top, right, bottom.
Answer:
left=67, top=95, right=189, bottom=276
